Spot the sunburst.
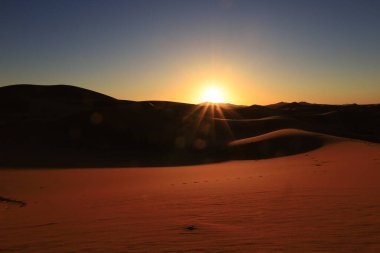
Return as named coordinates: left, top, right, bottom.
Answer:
left=201, top=86, right=225, bottom=103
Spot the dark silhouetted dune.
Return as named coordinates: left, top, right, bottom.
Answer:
left=0, top=84, right=379, bottom=167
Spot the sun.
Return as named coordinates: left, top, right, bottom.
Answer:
left=201, top=86, right=225, bottom=103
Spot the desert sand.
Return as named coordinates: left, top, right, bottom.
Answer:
left=1, top=135, right=380, bottom=252
left=1, top=85, right=379, bottom=252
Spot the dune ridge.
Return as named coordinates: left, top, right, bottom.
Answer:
left=0, top=84, right=379, bottom=168
left=227, top=129, right=339, bottom=160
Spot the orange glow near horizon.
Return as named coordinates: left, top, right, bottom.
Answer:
left=194, top=79, right=235, bottom=104
left=201, top=86, right=225, bottom=103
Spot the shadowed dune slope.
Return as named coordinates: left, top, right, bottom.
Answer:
left=212, top=116, right=310, bottom=140
left=0, top=84, right=379, bottom=167
left=228, top=129, right=338, bottom=160
left=0, top=84, right=115, bottom=103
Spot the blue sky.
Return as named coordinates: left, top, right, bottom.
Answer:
left=1, top=0, right=379, bottom=104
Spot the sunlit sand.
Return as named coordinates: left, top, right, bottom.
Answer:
left=1, top=138, right=380, bottom=252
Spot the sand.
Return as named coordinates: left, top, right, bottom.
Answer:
left=1, top=139, right=380, bottom=252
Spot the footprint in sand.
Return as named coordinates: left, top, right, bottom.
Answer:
left=0, top=196, right=26, bottom=207
left=184, top=225, right=197, bottom=231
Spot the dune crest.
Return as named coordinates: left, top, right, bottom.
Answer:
left=0, top=84, right=378, bottom=168
left=228, top=129, right=339, bottom=159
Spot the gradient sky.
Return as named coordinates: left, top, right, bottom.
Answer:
left=1, top=0, right=379, bottom=105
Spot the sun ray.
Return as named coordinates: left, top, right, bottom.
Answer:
left=214, top=104, right=235, bottom=140
left=179, top=85, right=238, bottom=151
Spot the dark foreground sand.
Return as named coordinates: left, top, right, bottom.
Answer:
left=1, top=139, right=380, bottom=252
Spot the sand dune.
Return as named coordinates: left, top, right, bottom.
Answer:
left=1, top=139, right=380, bottom=252
left=230, top=128, right=336, bottom=145
left=0, top=84, right=379, bottom=167
left=213, top=116, right=309, bottom=140
left=1, top=84, right=380, bottom=252
left=227, top=129, right=337, bottom=159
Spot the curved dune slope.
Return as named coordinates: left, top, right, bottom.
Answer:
left=227, top=129, right=340, bottom=160
left=212, top=116, right=309, bottom=140
left=0, top=84, right=115, bottom=102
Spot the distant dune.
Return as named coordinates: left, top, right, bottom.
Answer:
left=0, top=84, right=379, bottom=167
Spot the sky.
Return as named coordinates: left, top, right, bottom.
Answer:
left=0, top=0, right=379, bottom=105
